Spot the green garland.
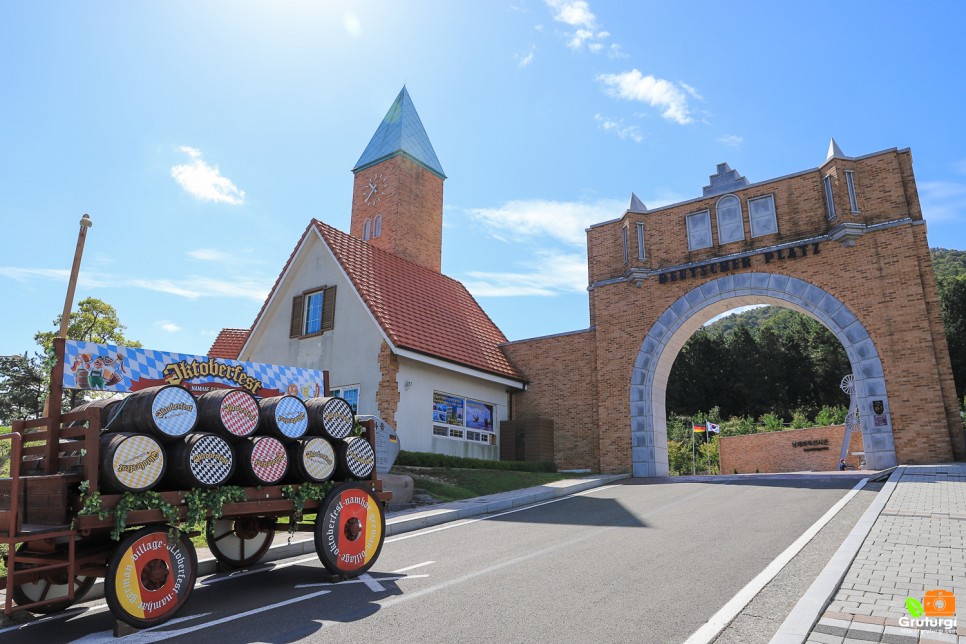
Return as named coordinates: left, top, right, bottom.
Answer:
left=281, top=482, right=334, bottom=523
left=184, top=486, right=247, bottom=528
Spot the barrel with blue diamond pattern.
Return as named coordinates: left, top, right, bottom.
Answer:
left=101, top=385, right=198, bottom=443
left=258, top=395, right=309, bottom=443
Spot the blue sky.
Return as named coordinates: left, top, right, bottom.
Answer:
left=2, top=1, right=965, bottom=358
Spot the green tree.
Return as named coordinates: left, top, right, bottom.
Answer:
left=0, top=353, right=46, bottom=424
left=938, top=275, right=966, bottom=400
left=34, top=297, right=141, bottom=409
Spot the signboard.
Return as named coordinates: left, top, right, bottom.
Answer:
left=63, top=340, right=327, bottom=400
left=465, top=400, right=494, bottom=432
left=432, top=392, right=464, bottom=426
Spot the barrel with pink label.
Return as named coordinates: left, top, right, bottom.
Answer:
left=257, top=396, right=309, bottom=443
left=232, top=436, right=289, bottom=486
left=195, top=389, right=260, bottom=440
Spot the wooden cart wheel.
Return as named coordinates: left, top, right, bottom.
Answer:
left=11, top=545, right=96, bottom=613
left=313, top=483, right=385, bottom=578
left=205, top=517, right=276, bottom=568
left=105, top=526, right=197, bottom=629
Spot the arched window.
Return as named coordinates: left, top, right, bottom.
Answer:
left=373, top=215, right=382, bottom=238
left=362, top=218, right=371, bottom=241
left=715, top=195, right=744, bottom=244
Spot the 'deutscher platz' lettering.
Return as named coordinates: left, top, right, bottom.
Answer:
left=503, top=142, right=964, bottom=476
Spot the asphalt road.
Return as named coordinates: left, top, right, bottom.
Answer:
left=0, top=474, right=868, bottom=644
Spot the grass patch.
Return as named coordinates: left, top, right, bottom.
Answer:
left=391, top=466, right=581, bottom=503
left=394, top=451, right=556, bottom=473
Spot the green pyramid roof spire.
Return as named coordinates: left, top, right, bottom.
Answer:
left=353, top=87, right=446, bottom=179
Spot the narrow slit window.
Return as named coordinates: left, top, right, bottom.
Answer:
left=621, top=226, right=629, bottom=264
left=823, top=175, right=836, bottom=221
left=363, top=218, right=371, bottom=240
left=373, top=215, right=382, bottom=237
left=636, top=222, right=646, bottom=260
left=845, top=171, right=859, bottom=213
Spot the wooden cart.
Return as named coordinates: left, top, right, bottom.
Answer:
left=0, top=339, right=390, bottom=631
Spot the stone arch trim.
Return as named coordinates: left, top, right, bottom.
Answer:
left=630, top=272, right=898, bottom=477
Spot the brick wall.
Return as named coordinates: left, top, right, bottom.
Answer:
left=376, top=342, right=400, bottom=424
left=501, top=330, right=599, bottom=471
left=350, top=155, right=444, bottom=272
left=720, top=425, right=865, bottom=474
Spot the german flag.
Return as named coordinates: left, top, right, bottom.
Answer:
left=693, top=424, right=706, bottom=433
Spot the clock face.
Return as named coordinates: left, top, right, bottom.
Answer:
left=363, top=172, right=389, bottom=206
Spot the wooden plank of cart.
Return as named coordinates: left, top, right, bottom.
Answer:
left=0, top=338, right=391, bottom=634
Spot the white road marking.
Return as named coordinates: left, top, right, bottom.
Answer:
left=682, top=477, right=869, bottom=644
left=293, top=573, right=428, bottom=589
left=67, top=613, right=211, bottom=643
left=68, top=591, right=331, bottom=643
left=200, top=555, right=318, bottom=585
left=385, top=484, right=622, bottom=543
left=392, top=560, right=434, bottom=573
left=358, top=573, right=385, bottom=592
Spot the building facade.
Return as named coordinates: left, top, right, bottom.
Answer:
left=505, top=143, right=963, bottom=475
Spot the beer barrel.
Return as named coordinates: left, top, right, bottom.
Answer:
left=103, top=385, right=198, bottom=443
left=258, top=396, right=309, bottom=443
left=232, top=436, right=289, bottom=486
left=304, top=396, right=354, bottom=440
left=195, top=389, right=260, bottom=440
left=335, top=436, right=375, bottom=480
left=286, top=437, right=336, bottom=484
left=99, top=433, right=166, bottom=493
left=164, top=433, right=236, bottom=490
left=67, top=397, right=122, bottom=429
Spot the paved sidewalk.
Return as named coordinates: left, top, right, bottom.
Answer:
left=801, top=464, right=966, bottom=644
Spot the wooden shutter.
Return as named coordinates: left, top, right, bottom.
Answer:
left=321, top=285, right=336, bottom=331
left=290, top=294, right=304, bottom=338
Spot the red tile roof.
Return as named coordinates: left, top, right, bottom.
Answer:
left=314, top=220, right=521, bottom=381
left=208, top=328, right=250, bottom=359
left=244, top=219, right=522, bottom=382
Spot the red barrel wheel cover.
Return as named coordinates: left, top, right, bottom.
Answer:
left=314, top=483, right=385, bottom=577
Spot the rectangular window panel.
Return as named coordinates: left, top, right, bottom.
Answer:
left=621, top=226, right=628, bottom=264
left=433, top=425, right=448, bottom=437
left=339, top=386, right=359, bottom=414
left=686, top=210, right=712, bottom=250
left=845, top=171, right=859, bottom=212
left=304, top=291, right=324, bottom=334
left=449, top=428, right=463, bottom=439
left=636, top=222, right=646, bottom=260
left=823, top=174, right=836, bottom=220
left=748, top=195, right=779, bottom=238
left=716, top=197, right=744, bottom=244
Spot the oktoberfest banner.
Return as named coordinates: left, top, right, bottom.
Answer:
left=63, top=340, right=327, bottom=400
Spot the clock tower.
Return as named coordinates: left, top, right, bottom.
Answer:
left=350, top=87, right=446, bottom=272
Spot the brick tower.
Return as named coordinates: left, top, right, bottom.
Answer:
left=350, top=87, right=446, bottom=272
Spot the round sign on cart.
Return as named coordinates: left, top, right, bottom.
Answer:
left=313, top=483, right=385, bottom=577
left=105, top=526, right=197, bottom=629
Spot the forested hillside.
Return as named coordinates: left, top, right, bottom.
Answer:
left=666, top=248, right=966, bottom=421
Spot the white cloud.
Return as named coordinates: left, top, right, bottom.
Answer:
left=545, top=0, right=596, bottom=28
left=157, top=320, right=182, bottom=332
left=919, top=181, right=966, bottom=223
left=343, top=12, right=362, bottom=37
left=462, top=250, right=589, bottom=297
left=0, top=266, right=269, bottom=301
left=171, top=146, right=246, bottom=205
left=597, top=69, right=697, bottom=125
left=187, top=248, right=233, bottom=262
left=594, top=113, right=643, bottom=143
left=718, top=134, right=744, bottom=147
left=467, top=197, right=625, bottom=246
left=608, top=43, right=628, bottom=59
left=516, top=46, right=536, bottom=68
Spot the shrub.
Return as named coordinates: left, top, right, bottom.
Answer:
left=394, top=450, right=556, bottom=472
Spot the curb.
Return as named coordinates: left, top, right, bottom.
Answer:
left=768, top=465, right=905, bottom=644
left=74, top=473, right=630, bottom=604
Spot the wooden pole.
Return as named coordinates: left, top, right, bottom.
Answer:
left=43, top=214, right=92, bottom=419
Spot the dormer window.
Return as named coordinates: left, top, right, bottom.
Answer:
left=715, top=195, right=744, bottom=244
left=290, top=285, right=337, bottom=338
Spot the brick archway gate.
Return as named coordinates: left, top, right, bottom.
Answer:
left=629, top=273, right=897, bottom=477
